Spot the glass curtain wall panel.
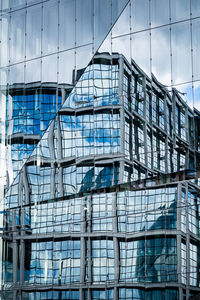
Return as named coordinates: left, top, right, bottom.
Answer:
left=1, top=0, right=200, bottom=299
left=2, top=180, right=200, bottom=298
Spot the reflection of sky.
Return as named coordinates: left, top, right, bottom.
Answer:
left=1, top=0, right=129, bottom=83
left=100, top=0, right=200, bottom=110
left=60, top=112, right=120, bottom=157
left=194, top=84, right=200, bottom=110
left=2, top=0, right=131, bottom=203
left=4, top=0, right=200, bottom=206
left=3, top=0, right=200, bottom=110
left=64, top=64, right=119, bottom=109
left=174, top=83, right=200, bottom=111
left=9, top=93, right=61, bottom=135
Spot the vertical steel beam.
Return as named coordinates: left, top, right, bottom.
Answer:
left=185, top=183, right=190, bottom=299
left=119, top=56, right=125, bottom=183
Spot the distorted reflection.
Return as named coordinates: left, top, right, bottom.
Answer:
left=4, top=52, right=200, bottom=210
left=1, top=0, right=200, bottom=297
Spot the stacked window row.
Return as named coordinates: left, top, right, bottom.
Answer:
left=59, top=111, right=120, bottom=159
left=19, top=288, right=179, bottom=300
left=4, top=237, right=199, bottom=287
left=4, top=238, right=178, bottom=285
left=123, top=71, right=192, bottom=143
left=4, top=164, right=119, bottom=208
left=5, top=182, right=200, bottom=238
left=4, top=186, right=177, bottom=234
left=125, top=116, right=190, bottom=173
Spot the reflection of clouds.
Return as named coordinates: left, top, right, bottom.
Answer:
left=171, top=82, right=200, bottom=110
left=9, top=65, right=24, bottom=85
left=1, top=0, right=129, bottom=75
left=170, top=0, right=190, bottom=22
left=151, top=28, right=171, bottom=86
left=194, top=84, right=200, bottom=110
left=171, top=22, right=192, bottom=85
left=150, top=0, right=169, bottom=27
left=101, top=0, right=200, bottom=110
left=131, top=0, right=150, bottom=32
left=111, top=21, right=193, bottom=86
left=131, top=31, right=151, bottom=76
left=26, top=4, right=41, bottom=59
left=101, top=15, right=200, bottom=111
left=192, top=19, right=200, bottom=81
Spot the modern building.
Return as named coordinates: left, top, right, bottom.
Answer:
left=1, top=52, right=200, bottom=299
left=1, top=0, right=200, bottom=300
left=4, top=173, right=200, bottom=300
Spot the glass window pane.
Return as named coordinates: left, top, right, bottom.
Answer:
left=171, top=21, right=192, bottom=85
left=58, top=49, right=75, bottom=85
left=151, top=26, right=171, bottom=85
left=192, top=19, right=200, bottom=81
left=9, top=63, right=24, bottom=85
left=170, top=0, right=190, bottom=22
left=26, top=4, right=42, bottom=59
left=112, top=3, right=131, bottom=37
left=76, top=44, right=93, bottom=72
left=42, top=0, right=58, bottom=55
left=59, top=0, right=75, bottom=51
left=131, top=0, right=149, bottom=32
left=191, top=0, right=200, bottom=18
left=94, top=0, right=129, bottom=50
left=131, top=31, right=151, bottom=76
left=0, top=15, right=9, bottom=67
left=10, top=9, right=25, bottom=63
left=10, top=0, right=26, bottom=10
left=1, top=0, right=9, bottom=11
left=25, top=58, right=41, bottom=84
left=76, top=0, right=93, bottom=47
left=112, top=35, right=131, bottom=63
left=42, top=54, right=57, bottom=83
left=150, top=0, right=169, bottom=27
left=94, top=0, right=111, bottom=49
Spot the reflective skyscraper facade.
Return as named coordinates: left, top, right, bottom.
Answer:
left=1, top=1, right=200, bottom=299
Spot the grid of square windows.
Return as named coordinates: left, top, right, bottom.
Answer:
left=28, top=240, right=80, bottom=285
left=117, top=187, right=177, bottom=233
left=91, top=239, right=114, bottom=282
left=120, top=238, right=177, bottom=283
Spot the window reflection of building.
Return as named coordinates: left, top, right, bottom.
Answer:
left=5, top=82, right=72, bottom=191
left=2, top=52, right=200, bottom=300
left=5, top=53, right=200, bottom=203
left=3, top=177, right=200, bottom=299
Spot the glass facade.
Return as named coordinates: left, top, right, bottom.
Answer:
left=2, top=180, right=200, bottom=299
left=1, top=0, right=200, bottom=299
